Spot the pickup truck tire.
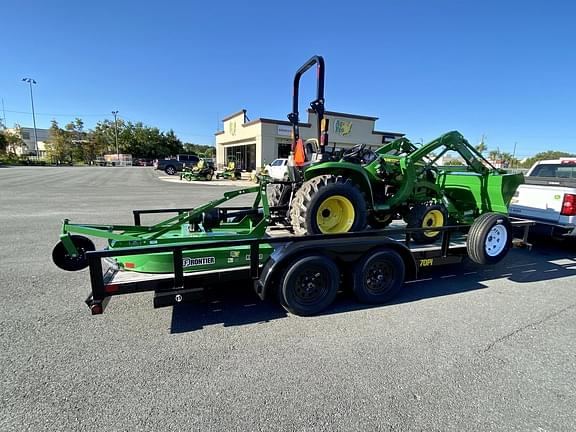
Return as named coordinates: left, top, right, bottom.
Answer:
left=467, top=213, right=512, bottom=265
left=52, top=235, right=96, bottom=271
left=279, top=254, right=340, bottom=316
left=352, top=248, right=405, bottom=304
left=407, top=204, right=448, bottom=244
left=165, top=165, right=177, bottom=175
left=291, top=175, right=367, bottom=235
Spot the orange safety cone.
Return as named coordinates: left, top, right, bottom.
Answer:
left=294, top=138, right=306, bottom=166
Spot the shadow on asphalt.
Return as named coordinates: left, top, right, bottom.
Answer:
left=169, top=237, right=576, bottom=334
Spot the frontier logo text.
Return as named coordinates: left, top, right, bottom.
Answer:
left=182, top=257, right=216, bottom=267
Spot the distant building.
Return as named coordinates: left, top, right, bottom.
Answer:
left=215, top=109, right=403, bottom=171
left=5, top=127, right=50, bottom=157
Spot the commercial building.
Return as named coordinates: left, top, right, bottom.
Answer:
left=4, top=126, right=50, bottom=156
left=215, top=109, right=403, bottom=171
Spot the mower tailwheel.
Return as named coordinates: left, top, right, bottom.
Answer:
left=290, top=175, right=367, bottom=235
left=407, top=203, right=448, bottom=244
left=52, top=235, right=95, bottom=271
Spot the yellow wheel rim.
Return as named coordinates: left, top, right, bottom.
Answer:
left=316, top=195, right=355, bottom=233
left=422, top=209, right=444, bottom=237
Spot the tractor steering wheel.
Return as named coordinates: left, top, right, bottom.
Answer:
left=342, top=143, right=366, bottom=162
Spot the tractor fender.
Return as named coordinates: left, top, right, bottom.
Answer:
left=254, top=237, right=417, bottom=301
left=303, top=162, right=375, bottom=207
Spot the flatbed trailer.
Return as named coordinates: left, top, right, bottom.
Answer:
left=83, top=205, right=533, bottom=316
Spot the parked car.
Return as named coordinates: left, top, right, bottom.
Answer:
left=509, top=158, right=576, bottom=237
left=134, top=158, right=154, bottom=166
left=153, top=154, right=199, bottom=175
left=264, top=158, right=289, bottom=180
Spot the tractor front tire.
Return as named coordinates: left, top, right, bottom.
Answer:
left=407, top=204, right=448, bottom=244
left=290, top=175, right=367, bottom=235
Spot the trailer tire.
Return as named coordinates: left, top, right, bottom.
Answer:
left=407, top=204, right=448, bottom=244
left=352, top=248, right=405, bottom=304
left=467, top=213, right=512, bottom=265
left=52, top=235, right=96, bottom=271
left=279, top=254, right=340, bottom=316
left=291, top=175, right=367, bottom=235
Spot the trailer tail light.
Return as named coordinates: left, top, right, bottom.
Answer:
left=105, top=284, right=119, bottom=293
left=561, top=194, right=576, bottom=216
left=124, top=262, right=135, bottom=269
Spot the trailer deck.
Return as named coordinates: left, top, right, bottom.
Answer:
left=84, top=207, right=532, bottom=315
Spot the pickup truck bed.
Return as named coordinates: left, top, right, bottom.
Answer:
left=509, top=160, right=576, bottom=237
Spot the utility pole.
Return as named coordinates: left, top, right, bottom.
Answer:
left=1, top=98, right=6, bottom=129
left=112, top=110, right=119, bottom=164
left=22, top=78, right=38, bottom=156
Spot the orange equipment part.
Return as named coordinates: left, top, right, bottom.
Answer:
left=294, top=138, right=306, bottom=166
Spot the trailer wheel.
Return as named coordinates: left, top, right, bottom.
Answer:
left=291, top=175, right=367, bottom=235
left=352, top=249, right=405, bottom=304
left=407, top=204, right=448, bottom=244
left=52, top=235, right=95, bottom=271
left=279, top=254, right=340, bottom=316
left=467, top=213, right=512, bottom=265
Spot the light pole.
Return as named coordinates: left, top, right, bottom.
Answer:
left=112, top=110, right=119, bottom=164
left=22, top=78, right=38, bottom=156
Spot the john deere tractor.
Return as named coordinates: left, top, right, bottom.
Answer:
left=271, top=55, right=523, bottom=243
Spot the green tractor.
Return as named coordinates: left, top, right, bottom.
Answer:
left=272, top=55, right=523, bottom=243
left=216, top=156, right=242, bottom=180
left=180, top=154, right=215, bottom=181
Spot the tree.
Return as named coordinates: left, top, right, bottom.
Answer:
left=45, top=120, right=73, bottom=163
left=475, top=134, right=487, bottom=153
left=1, top=127, right=25, bottom=155
left=521, top=150, right=576, bottom=168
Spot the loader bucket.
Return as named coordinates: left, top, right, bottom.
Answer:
left=439, top=171, right=524, bottom=216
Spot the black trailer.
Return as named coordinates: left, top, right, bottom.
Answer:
left=83, top=206, right=533, bottom=317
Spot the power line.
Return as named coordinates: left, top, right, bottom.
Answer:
left=3, top=109, right=108, bottom=117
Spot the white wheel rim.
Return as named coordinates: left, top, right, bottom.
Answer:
left=485, top=225, right=507, bottom=257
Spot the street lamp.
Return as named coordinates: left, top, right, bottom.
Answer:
left=112, top=110, right=119, bottom=164
left=22, top=77, right=38, bottom=156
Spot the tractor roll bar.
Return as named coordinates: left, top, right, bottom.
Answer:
left=287, top=55, right=325, bottom=147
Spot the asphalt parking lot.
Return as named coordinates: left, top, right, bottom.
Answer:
left=1, top=166, right=575, bottom=431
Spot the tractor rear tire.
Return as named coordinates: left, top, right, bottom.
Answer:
left=407, top=204, right=448, bottom=244
left=467, top=213, right=512, bottom=265
left=290, top=175, right=367, bottom=235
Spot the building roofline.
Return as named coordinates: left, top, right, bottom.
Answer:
left=221, top=109, right=247, bottom=122
left=373, top=130, right=405, bottom=136
left=307, top=109, right=379, bottom=121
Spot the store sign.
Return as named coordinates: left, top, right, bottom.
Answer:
left=334, top=119, right=353, bottom=136
left=277, top=125, right=292, bottom=136
left=228, top=121, right=237, bottom=136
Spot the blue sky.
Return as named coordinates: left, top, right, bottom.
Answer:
left=1, top=0, right=574, bottom=158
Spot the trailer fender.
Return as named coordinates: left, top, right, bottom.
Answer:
left=255, top=238, right=417, bottom=301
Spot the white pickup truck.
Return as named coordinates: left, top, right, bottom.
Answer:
left=509, top=158, right=576, bottom=237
